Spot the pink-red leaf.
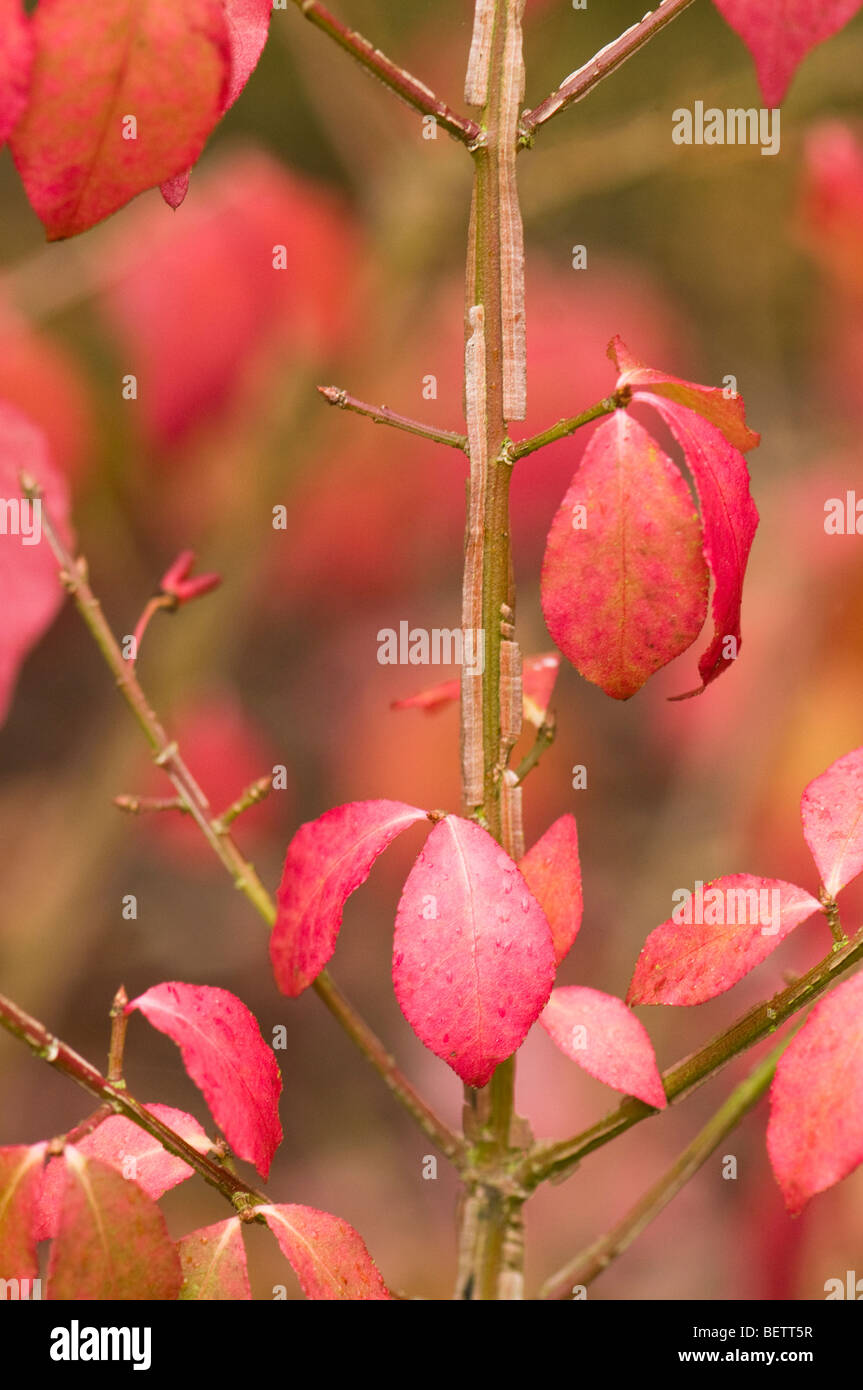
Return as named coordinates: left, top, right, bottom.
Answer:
left=627, top=876, right=821, bottom=1006
left=178, top=1217, right=250, bottom=1300
left=127, top=983, right=282, bottom=1178
left=712, top=0, right=863, bottom=107
left=0, top=0, right=34, bottom=148
left=540, top=987, right=667, bottom=1109
left=801, top=747, right=863, bottom=899
left=0, top=403, right=72, bottom=728
left=637, top=394, right=759, bottom=699
left=609, top=336, right=760, bottom=453
left=46, top=1148, right=182, bottom=1300
left=159, top=0, right=271, bottom=208
left=767, top=971, right=863, bottom=1213
left=34, top=1104, right=211, bottom=1242
left=391, top=653, right=560, bottom=728
left=541, top=411, right=709, bottom=700
left=260, top=1204, right=391, bottom=1301
left=519, top=814, right=583, bottom=965
left=271, top=799, right=427, bottom=997
left=392, top=815, right=556, bottom=1087
left=0, top=1143, right=46, bottom=1280
left=10, top=0, right=231, bottom=240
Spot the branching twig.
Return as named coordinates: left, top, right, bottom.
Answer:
left=539, top=1030, right=794, bottom=1298
left=19, top=474, right=465, bottom=1169
left=318, top=386, right=468, bottom=452
left=288, top=0, right=482, bottom=145
left=0, top=990, right=270, bottom=1214
left=521, top=0, right=697, bottom=141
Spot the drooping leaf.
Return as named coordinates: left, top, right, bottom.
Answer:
left=271, top=800, right=427, bottom=997
left=0, top=403, right=72, bottom=728
left=627, top=876, right=821, bottom=1006
left=637, top=394, right=759, bottom=699
left=34, top=1104, right=211, bottom=1241
left=127, top=983, right=282, bottom=1178
left=178, top=1217, right=250, bottom=1300
left=540, top=987, right=667, bottom=1109
left=10, top=0, right=231, bottom=240
left=519, top=814, right=583, bottom=965
left=541, top=411, right=709, bottom=700
left=46, top=1148, right=182, bottom=1300
left=609, top=336, right=760, bottom=453
left=391, top=653, right=560, bottom=729
left=392, top=816, right=556, bottom=1087
left=260, top=1204, right=391, bottom=1301
left=0, top=0, right=34, bottom=147
left=801, top=747, right=863, bottom=899
left=160, top=0, right=271, bottom=206
left=767, top=971, right=863, bottom=1213
left=0, top=1143, right=46, bottom=1280
left=711, top=0, right=863, bottom=106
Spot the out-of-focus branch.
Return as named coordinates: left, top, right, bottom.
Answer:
left=539, top=1031, right=793, bottom=1298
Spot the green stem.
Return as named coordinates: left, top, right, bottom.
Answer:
left=456, top=0, right=527, bottom=1301
left=509, top=396, right=619, bottom=460
left=520, top=922, right=863, bottom=1188
left=539, top=1029, right=794, bottom=1299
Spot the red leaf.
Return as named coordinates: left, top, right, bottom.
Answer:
left=519, top=814, right=583, bottom=965
left=609, top=336, right=760, bottom=453
left=0, top=403, right=72, bottom=727
left=46, top=1148, right=182, bottom=1300
left=712, top=0, right=863, bottom=106
left=34, top=1104, right=210, bottom=1242
left=9, top=0, right=230, bottom=240
left=0, top=1143, right=46, bottom=1280
left=636, top=394, right=759, bottom=699
left=127, top=983, right=282, bottom=1178
left=540, top=987, right=667, bottom=1109
left=392, top=653, right=560, bottom=729
left=0, top=0, right=34, bottom=147
left=271, top=800, right=427, bottom=997
left=767, top=971, right=863, bottom=1213
left=541, top=411, right=709, bottom=700
left=160, top=0, right=271, bottom=207
left=392, top=816, right=556, bottom=1087
left=261, top=1204, right=391, bottom=1301
left=178, top=1218, right=250, bottom=1300
left=801, top=747, right=863, bottom=899
left=627, top=876, right=821, bottom=1006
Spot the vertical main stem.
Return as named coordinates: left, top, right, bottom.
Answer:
left=457, top=0, right=528, bottom=1301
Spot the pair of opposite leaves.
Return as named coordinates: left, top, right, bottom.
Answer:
left=2, top=1, right=863, bottom=240
left=272, top=744, right=863, bottom=1213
